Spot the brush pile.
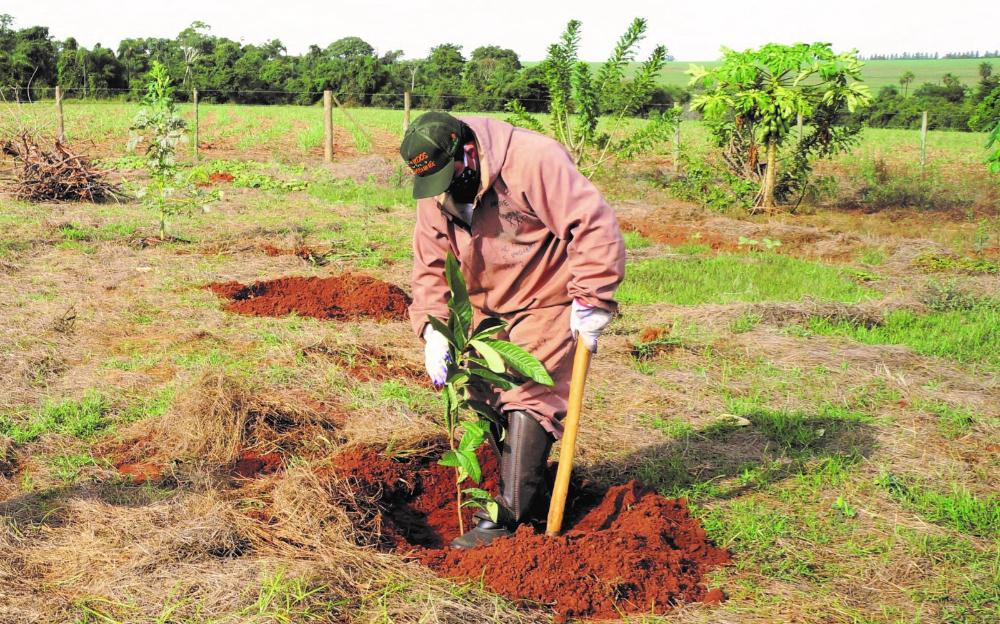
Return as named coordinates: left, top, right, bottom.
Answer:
left=0, top=132, right=125, bottom=202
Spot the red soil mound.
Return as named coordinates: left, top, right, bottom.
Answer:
left=206, top=273, right=410, bottom=321
left=232, top=451, right=283, bottom=478
left=116, top=461, right=164, bottom=484
left=335, top=446, right=730, bottom=621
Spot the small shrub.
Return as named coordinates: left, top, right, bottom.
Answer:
left=850, top=158, right=973, bottom=212
left=669, top=153, right=756, bottom=213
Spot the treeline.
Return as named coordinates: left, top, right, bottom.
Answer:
left=0, top=17, right=686, bottom=113
left=858, top=51, right=1000, bottom=61
left=851, top=64, right=1000, bottom=130
left=0, top=15, right=995, bottom=131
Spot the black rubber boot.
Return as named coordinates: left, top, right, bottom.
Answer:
left=450, top=411, right=553, bottom=549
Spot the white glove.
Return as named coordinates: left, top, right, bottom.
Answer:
left=423, top=324, right=451, bottom=387
left=570, top=299, right=613, bottom=353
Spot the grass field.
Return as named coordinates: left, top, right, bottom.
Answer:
left=525, top=57, right=995, bottom=91
left=524, top=58, right=1000, bottom=93
left=0, top=101, right=998, bottom=623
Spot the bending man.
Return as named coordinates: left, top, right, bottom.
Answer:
left=400, top=112, right=625, bottom=548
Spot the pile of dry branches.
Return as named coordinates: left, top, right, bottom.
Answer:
left=0, top=132, right=125, bottom=202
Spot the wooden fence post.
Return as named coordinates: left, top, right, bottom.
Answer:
left=192, top=88, right=200, bottom=161
left=672, top=103, right=682, bottom=174
left=403, top=91, right=411, bottom=132
left=55, top=85, right=65, bottom=143
left=323, top=90, right=334, bottom=163
left=920, top=110, right=928, bottom=172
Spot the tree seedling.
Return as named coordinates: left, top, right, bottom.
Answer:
left=431, top=252, right=553, bottom=533
left=128, top=61, right=214, bottom=240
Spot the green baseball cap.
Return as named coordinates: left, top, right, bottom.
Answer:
left=400, top=112, right=465, bottom=199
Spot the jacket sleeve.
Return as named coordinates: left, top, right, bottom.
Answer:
left=519, top=141, right=626, bottom=312
left=410, top=197, right=453, bottom=337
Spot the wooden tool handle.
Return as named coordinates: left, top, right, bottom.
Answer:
left=546, top=337, right=592, bottom=536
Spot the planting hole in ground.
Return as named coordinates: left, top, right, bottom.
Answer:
left=335, top=445, right=730, bottom=621
left=206, top=273, right=410, bottom=321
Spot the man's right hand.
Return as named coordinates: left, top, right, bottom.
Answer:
left=423, top=325, right=451, bottom=387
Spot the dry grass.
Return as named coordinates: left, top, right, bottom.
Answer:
left=1, top=135, right=997, bottom=622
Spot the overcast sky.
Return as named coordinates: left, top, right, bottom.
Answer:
left=4, top=0, right=997, bottom=61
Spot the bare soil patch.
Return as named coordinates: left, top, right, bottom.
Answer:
left=619, top=217, right=739, bottom=252
left=301, top=342, right=425, bottom=383
left=335, top=445, right=730, bottom=622
left=232, top=450, right=283, bottom=479
left=206, top=273, right=410, bottom=321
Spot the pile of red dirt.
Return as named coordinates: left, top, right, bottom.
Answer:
left=206, top=273, right=410, bottom=321
left=116, top=461, right=165, bottom=484
left=232, top=451, right=283, bottom=478
left=334, top=446, right=730, bottom=621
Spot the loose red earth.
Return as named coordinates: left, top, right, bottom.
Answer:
left=232, top=450, right=283, bottom=478
left=206, top=273, right=410, bottom=321
left=335, top=446, right=730, bottom=621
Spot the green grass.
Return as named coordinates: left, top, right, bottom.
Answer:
left=918, top=400, right=978, bottom=438
left=0, top=390, right=110, bottom=444
left=727, top=398, right=872, bottom=453
left=622, top=230, right=651, bottom=249
left=731, top=310, right=763, bottom=334
left=306, top=178, right=411, bottom=209
left=49, top=452, right=100, bottom=482
left=807, top=305, right=1000, bottom=368
left=857, top=247, right=887, bottom=265
left=879, top=473, right=1000, bottom=538
left=915, top=253, right=999, bottom=275
left=617, top=252, right=879, bottom=305
left=188, top=159, right=308, bottom=192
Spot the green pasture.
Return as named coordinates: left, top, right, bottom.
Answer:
left=526, top=57, right=994, bottom=90
left=7, top=100, right=992, bottom=171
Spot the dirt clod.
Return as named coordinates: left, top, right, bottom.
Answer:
left=335, top=446, right=730, bottom=621
left=206, top=273, right=410, bottom=321
left=232, top=451, right=283, bottom=478
left=116, top=462, right=165, bottom=484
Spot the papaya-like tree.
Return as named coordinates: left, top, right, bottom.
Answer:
left=688, top=43, right=871, bottom=210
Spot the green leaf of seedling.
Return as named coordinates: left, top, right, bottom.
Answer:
left=446, top=372, right=469, bottom=386
left=459, top=420, right=488, bottom=451
left=470, top=340, right=506, bottom=374
left=449, top=308, right=467, bottom=353
left=471, top=317, right=506, bottom=341
left=439, top=450, right=461, bottom=467
left=445, top=383, right=459, bottom=414
left=461, top=488, right=500, bottom=522
left=467, top=400, right=504, bottom=427
left=483, top=340, right=554, bottom=386
left=485, top=499, right=499, bottom=522
left=445, top=252, right=472, bottom=335
left=456, top=449, right=481, bottom=484
left=469, top=368, right=515, bottom=390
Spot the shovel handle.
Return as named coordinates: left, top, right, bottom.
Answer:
left=546, top=337, right=591, bottom=536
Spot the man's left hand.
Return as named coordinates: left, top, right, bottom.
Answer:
left=570, top=299, right=612, bottom=353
